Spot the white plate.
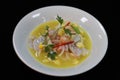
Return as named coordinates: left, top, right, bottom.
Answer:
left=13, top=6, right=108, bottom=76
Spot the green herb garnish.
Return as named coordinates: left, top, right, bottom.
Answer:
left=64, top=28, right=72, bottom=36
left=45, top=44, right=57, bottom=60
left=71, top=25, right=80, bottom=34
left=56, top=15, right=64, bottom=25
left=45, top=45, right=50, bottom=52
left=47, top=51, right=57, bottom=60
left=45, top=44, right=54, bottom=52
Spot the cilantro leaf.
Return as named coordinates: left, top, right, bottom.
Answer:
left=64, top=28, right=72, bottom=36
left=48, top=44, right=54, bottom=47
left=45, top=44, right=54, bottom=52
left=45, top=44, right=56, bottom=60
left=56, top=15, right=64, bottom=25
left=45, top=46, right=50, bottom=52
left=47, top=51, right=57, bottom=60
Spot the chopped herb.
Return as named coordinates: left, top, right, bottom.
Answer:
left=47, top=51, right=57, bottom=60
left=45, top=44, right=57, bottom=60
left=45, top=44, right=54, bottom=52
left=48, top=44, right=54, bottom=47
left=56, top=15, right=64, bottom=25
left=45, top=45, right=50, bottom=52
left=71, top=25, right=80, bottom=34
left=64, top=28, right=72, bottom=36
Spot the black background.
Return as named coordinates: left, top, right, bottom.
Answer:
left=2, top=0, right=116, bottom=79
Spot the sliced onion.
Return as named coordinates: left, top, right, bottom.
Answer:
left=74, top=47, right=82, bottom=56
left=33, top=39, right=39, bottom=51
left=32, top=36, right=45, bottom=51
left=65, top=52, right=70, bottom=59
left=37, top=36, right=45, bottom=43
left=69, top=44, right=76, bottom=55
left=73, top=34, right=81, bottom=43
left=58, top=46, right=65, bottom=56
left=35, top=50, right=41, bottom=57
left=64, top=45, right=68, bottom=52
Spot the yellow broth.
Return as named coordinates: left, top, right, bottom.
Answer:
left=28, top=20, right=92, bottom=68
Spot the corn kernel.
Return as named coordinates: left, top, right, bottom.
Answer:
left=39, top=43, right=44, bottom=49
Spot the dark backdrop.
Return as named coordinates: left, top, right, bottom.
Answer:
left=2, top=0, right=115, bottom=79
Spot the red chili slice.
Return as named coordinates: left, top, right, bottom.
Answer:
left=64, top=21, right=71, bottom=27
left=54, top=41, right=74, bottom=48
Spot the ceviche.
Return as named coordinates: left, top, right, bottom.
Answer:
left=28, top=15, right=92, bottom=68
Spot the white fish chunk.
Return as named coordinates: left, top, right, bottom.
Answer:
left=29, top=36, right=44, bottom=52
left=69, top=43, right=82, bottom=56
left=73, top=34, right=81, bottom=43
